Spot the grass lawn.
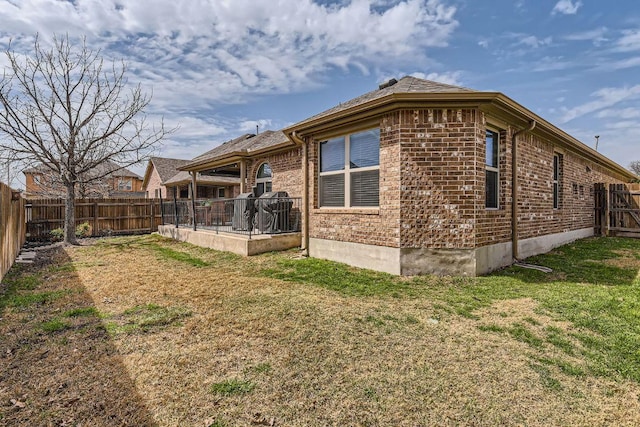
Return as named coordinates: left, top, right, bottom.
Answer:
left=1, top=234, right=640, bottom=426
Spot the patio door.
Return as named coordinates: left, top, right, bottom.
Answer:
left=255, top=163, right=272, bottom=196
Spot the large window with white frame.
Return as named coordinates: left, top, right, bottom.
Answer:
left=485, top=129, right=499, bottom=209
left=255, top=163, right=272, bottom=197
left=319, top=128, right=380, bottom=208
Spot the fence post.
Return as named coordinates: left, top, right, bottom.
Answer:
left=173, top=189, right=178, bottom=229
left=93, top=201, right=99, bottom=237
left=159, top=190, right=165, bottom=226
left=150, top=198, right=154, bottom=232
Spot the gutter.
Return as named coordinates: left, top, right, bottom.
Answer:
left=511, top=120, right=536, bottom=260
left=289, top=131, right=309, bottom=255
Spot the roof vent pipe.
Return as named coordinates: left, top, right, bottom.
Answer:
left=378, top=78, right=398, bottom=90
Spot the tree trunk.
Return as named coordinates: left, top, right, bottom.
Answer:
left=64, top=182, right=78, bottom=245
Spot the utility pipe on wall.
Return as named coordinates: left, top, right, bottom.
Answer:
left=511, top=120, right=536, bottom=260
left=290, top=131, right=309, bottom=255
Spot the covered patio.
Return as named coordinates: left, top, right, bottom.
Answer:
left=157, top=195, right=302, bottom=256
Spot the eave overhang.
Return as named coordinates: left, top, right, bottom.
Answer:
left=178, top=140, right=297, bottom=173
left=283, top=91, right=636, bottom=182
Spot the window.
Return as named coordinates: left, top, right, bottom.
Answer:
left=485, top=129, right=499, bottom=209
left=118, top=178, right=132, bottom=191
left=255, top=163, right=272, bottom=197
left=33, top=174, right=42, bottom=185
left=218, top=188, right=225, bottom=198
left=319, top=128, right=380, bottom=207
left=553, top=154, right=561, bottom=209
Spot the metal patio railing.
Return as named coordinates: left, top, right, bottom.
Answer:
left=161, top=195, right=301, bottom=238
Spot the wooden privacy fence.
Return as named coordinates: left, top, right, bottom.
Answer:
left=1, top=182, right=26, bottom=281
left=26, top=198, right=162, bottom=240
left=594, top=183, right=640, bottom=238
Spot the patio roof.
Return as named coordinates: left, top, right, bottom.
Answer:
left=163, top=171, right=241, bottom=187
left=180, top=130, right=294, bottom=171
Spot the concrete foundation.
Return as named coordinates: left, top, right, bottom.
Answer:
left=308, top=238, right=401, bottom=275
left=157, top=225, right=301, bottom=256
left=310, top=227, right=595, bottom=276
left=517, top=227, right=593, bottom=260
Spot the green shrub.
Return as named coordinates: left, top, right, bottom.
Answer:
left=50, top=227, right=64, bottom=241
left=75, top=222, right=92, bottom=238
left=50, top=222, right=92, bottom=240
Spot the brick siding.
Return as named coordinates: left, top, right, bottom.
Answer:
left=306, top=107, right=629, bottom=251
left=246, top=147, right=303, bottom=198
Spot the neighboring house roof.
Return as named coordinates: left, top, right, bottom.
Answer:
left=283, top=75, right=635, bottom=181
left=141, top=157, right=191, bottom=189
left=23, top=160, right=142, bottom=179
left=142, top=156, right=240, bottom=189
left=181, top=130, right=292, bottom=171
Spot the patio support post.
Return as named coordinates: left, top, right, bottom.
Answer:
left=240, top=160, right=246, bottom=193
left=190, top=173, right=197, bottom=231
left=173, top=187, right=178, bottom=229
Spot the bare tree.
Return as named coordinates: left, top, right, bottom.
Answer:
left=629, top=161, right=640, bottom=176
left=0, top=34, right=170, bottom=243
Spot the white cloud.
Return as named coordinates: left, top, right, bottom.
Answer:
left=560, top=85, right=640, bottom=123
left=517, top=35, right=552, bottom=48
left=615, top=29, right=640, bottom=52
left=0, top=0, right=459, bottom=107
left=564, top=27, right=608, bottom=45
left=408, top=71, right=463, bottom=86
left=596, top=108, right=640, bottom=120
left=551, top=0, right=582, bottom=15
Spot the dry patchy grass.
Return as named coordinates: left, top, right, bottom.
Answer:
left=1, top=234, right=640, bottom=426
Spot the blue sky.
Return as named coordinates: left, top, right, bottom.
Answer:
left=1, top=0, right=639, bottom=182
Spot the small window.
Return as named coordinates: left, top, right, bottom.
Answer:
left=319, top=129, right=380, bottom=208
left=553, top=154, right=560, bottom=209
left=118, top=178, right=132, bottom=191
left=485, top=129, right=499, bottom=209
left=33, top=175, right=42, bottom=185
left=218, top=188, right=225, bottom=198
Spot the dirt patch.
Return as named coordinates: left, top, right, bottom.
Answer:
left=1, top=235, right=640, bottom=426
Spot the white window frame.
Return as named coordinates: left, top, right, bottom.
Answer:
left=485, top=128, right=500, bottom=209
left=318, top=128, right=380, bottom=208
left=553, top=154, right=560, bottom=209
left=255, top=163, right=272, bottom=196
left=118, top=178, right=132, bottom=191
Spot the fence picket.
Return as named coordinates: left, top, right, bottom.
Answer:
left=26, top=198, right=162, bottom=240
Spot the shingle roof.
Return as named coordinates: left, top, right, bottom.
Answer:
left=23, top=160, right=142, bottom=179
left=149, top=157, right=191, bottom=183
left=292, top=75, right=476, bottom=127
left=183, top=130, right=290, bottom=169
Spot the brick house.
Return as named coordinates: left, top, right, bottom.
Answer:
left=173, top=76, right=635, bottom=275
left=141, top=156, right=240, bottom=200
left=23, top=160, right=144, bottom=199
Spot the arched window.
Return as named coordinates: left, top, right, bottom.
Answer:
left=255, top=163, right=272, bottom=197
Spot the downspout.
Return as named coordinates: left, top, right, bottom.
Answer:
left=511, top=120, right=536, bottom=260
left=290, top=131, right=309, bottom=255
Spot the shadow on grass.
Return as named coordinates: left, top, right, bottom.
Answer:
left=494, top=237, right=640, bottom=286
left=0, top=247, right=157, bottom=426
